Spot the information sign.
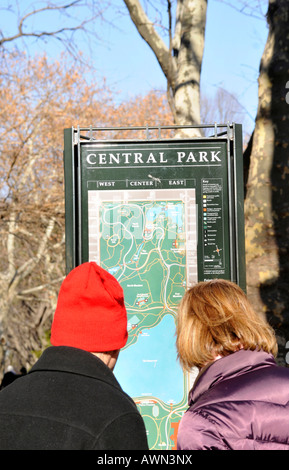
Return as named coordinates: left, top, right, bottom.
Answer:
left=63, top=125, right=246, bottom=449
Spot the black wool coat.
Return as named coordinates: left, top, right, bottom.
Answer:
left=0, top=346, right=149, bottom=450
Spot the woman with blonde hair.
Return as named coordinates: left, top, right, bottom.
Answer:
left=176, top=279, right=289, bottom=450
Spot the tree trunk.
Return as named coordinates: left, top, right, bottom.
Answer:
left=123, top=0, right=207, bottom=136
left=172, top=0, right=207, bottom=135
left=244, top=0, right=289, bottom=363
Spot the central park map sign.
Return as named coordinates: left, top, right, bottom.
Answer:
left=63, top=125, right=246, bottom=450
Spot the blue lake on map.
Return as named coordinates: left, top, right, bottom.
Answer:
left=114, top=314, right=184, bottom=405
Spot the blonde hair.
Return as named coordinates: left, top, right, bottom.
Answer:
left=176, top=279, right=278, bottom=371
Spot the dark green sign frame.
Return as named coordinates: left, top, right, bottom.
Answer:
left=63, top=124, right=246, bottom=291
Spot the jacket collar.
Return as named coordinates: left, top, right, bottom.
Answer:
left=29, top=346, right=121, bottom=389
left=189, top=349, right=276, bottom=406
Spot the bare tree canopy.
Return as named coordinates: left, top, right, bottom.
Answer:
left=0, top=0, right=111, bottom=57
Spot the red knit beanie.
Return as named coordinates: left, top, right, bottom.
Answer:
left=50, top=262, right=128, bottom=352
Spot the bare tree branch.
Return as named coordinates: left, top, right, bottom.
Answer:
left=16, top=277, right=65, bottom=297
left=215, top=0, right=267, bottom=20
left=0, top=0, right=109, bottom=53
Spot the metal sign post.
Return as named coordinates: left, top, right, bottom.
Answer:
left=63, top=124, right=246, bottom=449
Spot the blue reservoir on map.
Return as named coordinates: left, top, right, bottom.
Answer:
left=114, top=314, right=184, bottom=405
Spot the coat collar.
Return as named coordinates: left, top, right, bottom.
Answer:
left=189, top=349, right=276, bottom=406
left=29, top=346, right=121, bottom=389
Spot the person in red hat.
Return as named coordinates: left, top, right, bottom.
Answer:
left=0, top=262, right=148, bottom=450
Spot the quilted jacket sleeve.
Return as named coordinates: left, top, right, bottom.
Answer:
left=177, top=410, right=229, bottom=450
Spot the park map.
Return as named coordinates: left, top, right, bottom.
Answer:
left=88, top=188, right=198, bottom=449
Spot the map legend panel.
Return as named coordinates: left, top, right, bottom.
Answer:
left=201, top=178, right=226, bottom=278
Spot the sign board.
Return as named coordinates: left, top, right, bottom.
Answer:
left=63, top=124, right=246, bottom=450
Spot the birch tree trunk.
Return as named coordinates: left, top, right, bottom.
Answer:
left=123, top=0, right=207, bottom=136
left=244, top=0, right=289, bottom=362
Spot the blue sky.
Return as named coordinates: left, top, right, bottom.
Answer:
left=1, top=0, right=268, bottom=135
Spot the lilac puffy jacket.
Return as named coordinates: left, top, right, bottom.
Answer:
left=177, top=349, right=289, bottom=450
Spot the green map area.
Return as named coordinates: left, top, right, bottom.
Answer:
left=100, top=199, right=186, bottom=344
left=88, top=189, right=198, bottom=449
